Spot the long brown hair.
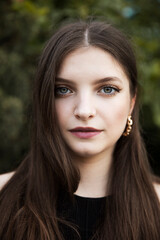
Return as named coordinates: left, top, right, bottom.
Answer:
left=0, top=20, right=160, bottom=240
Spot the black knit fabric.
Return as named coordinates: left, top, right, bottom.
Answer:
left=57, top=191, right=109, bottom=240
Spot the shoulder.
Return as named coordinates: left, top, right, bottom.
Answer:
left=153, top=182, right=160, bottom=202
left=0, top=171, right=15, bottom=191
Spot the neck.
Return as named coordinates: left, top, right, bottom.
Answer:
left=74, top=150, right=113, bottom=198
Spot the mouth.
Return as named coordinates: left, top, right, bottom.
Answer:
left=69, top=127, right=103, bottom=139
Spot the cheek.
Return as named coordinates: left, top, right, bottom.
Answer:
left=99, top=98, right=130, bottom=126
left=55, top=100, right=71, bottom=126
left=115, top=104, right=129, bottom=119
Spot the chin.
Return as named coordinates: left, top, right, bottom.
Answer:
left=76, top=151, right=96, bottom=158
left=69, top=146, right=102, bottom=158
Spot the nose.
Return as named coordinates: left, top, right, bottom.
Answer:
left=73, top=94, right=96, bottom=121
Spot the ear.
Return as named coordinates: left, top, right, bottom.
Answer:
left=130, top=94, right=136, bottom=114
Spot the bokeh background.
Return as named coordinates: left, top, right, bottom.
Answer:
left=0, top=0, right=160, bottom=176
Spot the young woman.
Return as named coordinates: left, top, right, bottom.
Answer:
left=0, top=20, right=160, bottom=240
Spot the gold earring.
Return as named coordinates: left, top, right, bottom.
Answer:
left=123, top=115, right=133, bottom=136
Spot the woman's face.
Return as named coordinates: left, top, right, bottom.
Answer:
left=55, top=46, right=135, bottom=158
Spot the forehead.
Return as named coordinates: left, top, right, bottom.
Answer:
left=57, top=46, right=129, bottom=86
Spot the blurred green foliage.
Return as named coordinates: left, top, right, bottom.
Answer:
left=0, top=0, right=160, bottom=174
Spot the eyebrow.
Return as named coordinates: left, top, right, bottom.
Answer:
left=55, top=77, right=123, bottom=85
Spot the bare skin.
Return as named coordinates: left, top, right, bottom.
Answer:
left=0, top=172, right=160, bottom=201
left=73, top=149, right=113, bottom=197
left=0, top=171, right=15, bottom=191
left=55, top=46, right=135, bottom=197
left=1, top=48, right=160, bottom=201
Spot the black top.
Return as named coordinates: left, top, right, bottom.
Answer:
left=57, top=191, right=110, bottom=240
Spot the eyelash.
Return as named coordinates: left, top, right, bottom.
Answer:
left=55, top=86, right=72, bottom=96
left=98, top=86, right=120, bottom=95
left=55, top=85, right=120, bottom=97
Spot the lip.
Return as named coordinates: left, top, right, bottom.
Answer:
left=69, top=127, right=102, bottom=139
